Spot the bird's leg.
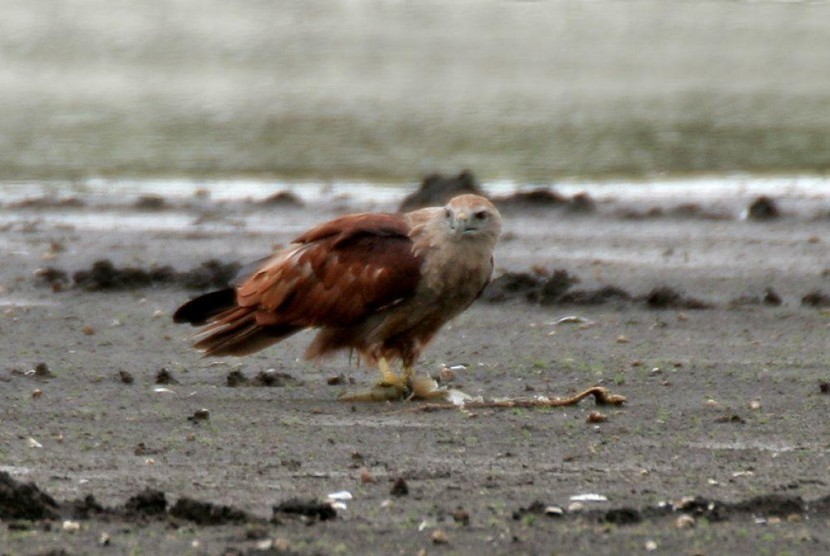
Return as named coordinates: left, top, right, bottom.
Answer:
left=376, top=357, right=407, bottom=390
left=338, top=357, right=410, bottom=402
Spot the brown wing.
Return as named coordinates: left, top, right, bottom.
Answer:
left=237, top=212, right=422, bottom=328
left=186, top=212, right=423, bottom=356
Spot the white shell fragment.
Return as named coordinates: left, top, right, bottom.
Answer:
left=569, top=493, right=608, bottom=502
left=326, top=490, right=353, bottom=501
left=27, top=437, right=43, bottom=449
left=554, top=316, right=593, bottom=326
left=326, top=490, right=352, bottom=511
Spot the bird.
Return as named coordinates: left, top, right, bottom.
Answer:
left=173, top=193, right=502, bottom=400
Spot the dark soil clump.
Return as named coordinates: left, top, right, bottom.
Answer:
left=642, top=286, right=711, bottom=309
left=123, top=489, right=168, bottom=518
left=169, top=497, right=251, bottom=525
left=494, top=188, right=567, bottom=210
left=560, top=286, right=632, bottom=305
left=0, top=472, right=60, bottom=521
left=227, top=370, right=250, bottom=387
left=746, top=196, right=781, bottom=220
left=257, top=191, right=303, bottom=207
left=399, top=170, right=483, bottom=211
left=390, top=478, right=409, bottom=497
left=134, top=195, right=170, bottom=211
left=801, top=290, right=830, bottom=308
left=67, top=494, right=106, bottom=519
left=58, top=259, right=241, bottom=291
left=251, top=370, right=301, bottom=387
left=273, top=499, right=337, bottom=522
left=155, top=368, right=179, bottom=384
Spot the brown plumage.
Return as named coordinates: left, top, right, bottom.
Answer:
left=173, top=194, right=502, bottom=394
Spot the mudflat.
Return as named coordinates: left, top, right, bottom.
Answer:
left=2, top=190, right=830, bottom=554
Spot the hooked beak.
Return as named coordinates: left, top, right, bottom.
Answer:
left=450, top=210, right=469, bottom=235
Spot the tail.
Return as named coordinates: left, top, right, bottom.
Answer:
left=173, top=289, right=301, bottom=356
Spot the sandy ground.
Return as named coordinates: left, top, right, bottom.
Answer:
left=2, top=193, right=830, bottom=555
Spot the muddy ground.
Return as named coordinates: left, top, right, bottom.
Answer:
left=2, top=191, right=830, bottom=555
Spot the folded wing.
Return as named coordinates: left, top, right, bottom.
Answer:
left=176, top=212, right=423, bottom=356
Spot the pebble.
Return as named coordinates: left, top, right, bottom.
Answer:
left=431, top=529, right=450, bottom=544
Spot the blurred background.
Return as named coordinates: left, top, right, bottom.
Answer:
left=2, top=0, right=830, bottom=184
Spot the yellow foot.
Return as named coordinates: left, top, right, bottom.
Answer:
left=338, top=384, right=407, bottom=402
left=338, top=364, right=458, bottom=403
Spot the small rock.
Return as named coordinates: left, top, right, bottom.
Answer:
left=452, top=507, right=470, bottom=526
left=615, top=335, right=629, bottom=344
left=81, top=325, right=95, bottom=335
left=118, top=369, right=134, bottom=384
left=359, top=468, right=376, bottom=484
left=645, top=540, right=658, bottom=552
left=31, top=389, right=43, bottom=399
left=62, top=520, right=81, bottom=532
left=586, top=411, right=607, bottom=423
left=676, top=514, right=695, bottom=529
left=567, top=502, right=584, bottom=512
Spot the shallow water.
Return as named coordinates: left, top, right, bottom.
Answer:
left=1, top=175, right=829, bottom=235
left=2, top=1, right=830, bottom=180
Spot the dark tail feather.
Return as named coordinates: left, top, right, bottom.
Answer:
left=195, top=317, right=302, bottom=356
left=175, top=288, right=301, bottom=356
left=173, top=289, right=237, bottom=325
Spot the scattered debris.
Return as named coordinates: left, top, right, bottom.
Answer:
left=410, top=386, right=626, bottom=412
left=118, top=369, right=135, bottom=384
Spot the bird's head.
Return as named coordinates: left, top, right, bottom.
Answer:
left=443, top=194, right=502, bottom=245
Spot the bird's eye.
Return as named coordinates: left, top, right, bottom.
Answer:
left=444, top=208, right=452, bottom=219
left=473, top=210, right=489, bottom=220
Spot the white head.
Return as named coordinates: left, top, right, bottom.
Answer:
left=443, top=194, right=502, bottom=246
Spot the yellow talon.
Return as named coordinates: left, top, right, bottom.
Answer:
left=376, top=357, right=408, bottom=391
